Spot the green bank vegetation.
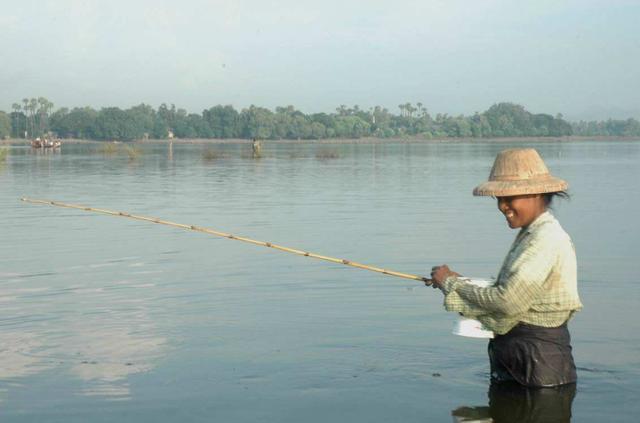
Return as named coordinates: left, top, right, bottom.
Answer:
left=3, top=97, right=640, bottom=142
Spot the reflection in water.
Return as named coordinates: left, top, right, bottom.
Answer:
left=69, top=322, right=166, bottom=399
left=452, top=383, right=576, bottom=423
left=0, top=332, right=53, bottom=380
left=0, top=258, right=166, bottom=401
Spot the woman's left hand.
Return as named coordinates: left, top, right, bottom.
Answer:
left=429, top=265, right=460, bottom=289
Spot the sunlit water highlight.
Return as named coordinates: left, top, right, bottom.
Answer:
left=1, top=140, right=639, bottom=421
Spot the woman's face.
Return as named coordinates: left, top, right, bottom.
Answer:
left=496, top=194, right=546, bottom=229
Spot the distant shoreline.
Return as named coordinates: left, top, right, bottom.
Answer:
left=2, top=135, right=639, bottom=146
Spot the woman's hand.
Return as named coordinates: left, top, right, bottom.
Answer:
left=429, top=265, right=460, bottom=289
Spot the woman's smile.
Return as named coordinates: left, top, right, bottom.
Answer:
left=497, top=194, right=546, bottom=229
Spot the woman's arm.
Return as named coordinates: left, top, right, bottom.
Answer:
left=432, top=229, right=560, bottom=317
left=452, top=235, right=557, bottom=315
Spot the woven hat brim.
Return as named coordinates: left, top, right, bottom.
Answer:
left=473, top=177, right=568, bottom=197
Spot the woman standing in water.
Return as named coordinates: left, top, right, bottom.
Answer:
left=430, top=148, right=583, bottom=388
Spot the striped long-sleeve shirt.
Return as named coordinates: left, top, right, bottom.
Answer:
left=441, top=211, right=583, bottom=335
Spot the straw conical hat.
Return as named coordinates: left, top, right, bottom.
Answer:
left=473, top=148, right=568, bottom=196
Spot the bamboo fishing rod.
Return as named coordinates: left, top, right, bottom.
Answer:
left=21, top=198, right=433, bottom=285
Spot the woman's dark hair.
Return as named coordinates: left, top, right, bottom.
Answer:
left=543, top=191, right=570, bottom=207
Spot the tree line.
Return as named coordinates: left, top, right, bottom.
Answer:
left=1, top=97, right=639, bottom=141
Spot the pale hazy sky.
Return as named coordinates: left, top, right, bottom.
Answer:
left=2, top=0, right=638, bottom=120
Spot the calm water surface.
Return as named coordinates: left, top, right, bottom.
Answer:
left=1, top=140, right=639, bottom=422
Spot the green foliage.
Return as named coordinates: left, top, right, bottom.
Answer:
left=9, top=97, right=55, bottom=137
left=183, top=114, right=212, bottom=138
left=240, top=106, right=275, bottom=139
left=50, top=107, right=98, bottom=139
left=203, top=105, right=240, bottom=138
left=128, top=104, right=155, bottom=137
left=0, top=147, right=8, bottom=161
left=572, top=118, right=640, bottom=136
left=93, top=107, right=144, bottom=141
left=0, top=112, right=11, bottom=138
left=485, top=103, right=530, bottom=136
left=10, top=97, right=640, bottom=142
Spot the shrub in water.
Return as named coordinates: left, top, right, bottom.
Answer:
left=124, top=145, right=142, bottom=160
left=97, top=143, right=120, bottom=155
left=315, top=148, right=340, bottom=160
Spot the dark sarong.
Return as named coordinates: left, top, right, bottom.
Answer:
left=488, top=322, right=577, bottom=387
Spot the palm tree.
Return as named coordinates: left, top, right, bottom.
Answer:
left=22, top=98, right=29, bottom=137
left=11, top=103, right=21, bottom=138
left=29, top=98, right=38, bottom=136
left=37, top=97, right=54, bottom=135
left=38, top=97, right=47, bottom=134
left=405, top=102, right=414, bottom=118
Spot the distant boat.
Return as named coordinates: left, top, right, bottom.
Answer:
left=31, top=137, right=61, bottom=149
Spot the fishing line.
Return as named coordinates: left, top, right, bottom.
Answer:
left=21, top=198, right=432, bottom=285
